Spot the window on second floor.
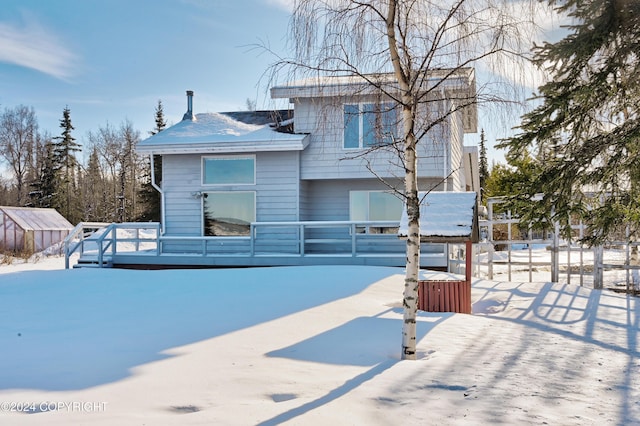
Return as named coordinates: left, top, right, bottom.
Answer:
left=343, top=103, right=398, bottom=149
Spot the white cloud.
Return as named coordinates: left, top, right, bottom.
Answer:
left=264, top=0, right=294, bottom=12
left=0, top=16, right=79, bottom=80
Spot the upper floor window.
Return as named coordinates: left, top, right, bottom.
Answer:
left=343, top=103, right=398, bottom=149
left=202, top=155, right=255, bottom=185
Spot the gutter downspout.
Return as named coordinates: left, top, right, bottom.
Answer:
left=150, top=152, right=166, bottom=235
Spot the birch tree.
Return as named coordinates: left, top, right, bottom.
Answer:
left=0, top=105, right=38, bottom=205
left=273, top=0, right=539, bottom=359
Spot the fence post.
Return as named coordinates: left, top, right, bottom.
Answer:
left=593, top=245, right=603, bottom=289
left=551, top=221, right=560, bottom=283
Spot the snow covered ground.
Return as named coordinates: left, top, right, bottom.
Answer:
left=0, top=255, right=638, bottom=425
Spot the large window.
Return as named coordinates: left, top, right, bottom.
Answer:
left=203, top=192, right=256, bottom=236
left=203, top=156, right=255, bottom=185
left=343, top=103, right=398, bottom=149
left=350, top=191, right=403, bottom=234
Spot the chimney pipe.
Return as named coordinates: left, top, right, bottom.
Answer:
left=182, top=90, right=195, bottom=121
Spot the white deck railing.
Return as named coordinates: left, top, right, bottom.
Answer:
left=64, top=220, right=441, bottom=268
left=63, top=222, right=111, bottom=269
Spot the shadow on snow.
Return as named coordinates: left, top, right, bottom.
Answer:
left=0, top=265, right=401, bottom=391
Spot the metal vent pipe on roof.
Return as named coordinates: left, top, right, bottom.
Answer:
left=182, top=90, right=195, bottom=121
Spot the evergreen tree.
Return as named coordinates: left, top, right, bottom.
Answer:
left=29, top=139, right=57, bottom=208
left=83, top=146, right=105, bottom=221
left=498, top=0, right=640, bottom=243
left=137, top=100, right=165, bottom=221
left=478, top=129, right=489, bottom=204
left=152, top=99, right=167, bottom=134
left=53, top=107, right=82, bottom=222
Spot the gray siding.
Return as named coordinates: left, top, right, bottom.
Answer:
left=304, top=177, right=447, bottom=221
left=163, top=154, right=202, bottom=235
left=294, top=97, right=462, bottom=187
left=448, top=108, right=465, bottom=192
left=162, top=152, right=300, bottom=236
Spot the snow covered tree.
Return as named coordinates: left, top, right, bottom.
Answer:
left=498, top=0, right=640, bottom=244
left=275, top=0, right=539, bottom=359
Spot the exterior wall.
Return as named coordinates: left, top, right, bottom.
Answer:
left=162, top=151, right=300, bottom=236
left=0, top=213, right=24, bottom=252
left=448, top=106, right=466, bottom=192
left=162, top=154, right=201, bottom=236
left=300, top=177, right=447, bottom=256
left=294, top=96, right=460, bottom=186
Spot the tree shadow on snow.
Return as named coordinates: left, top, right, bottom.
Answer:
left=472, top=279, right=640, bottom=424
left=0, top=265, right=400, bottom=391
left=259, top=308, right=448, bottom=425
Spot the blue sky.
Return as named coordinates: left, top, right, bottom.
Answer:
left=0, top=0, right=292, bottom=156
left=0, top=0, right=563, bottom=165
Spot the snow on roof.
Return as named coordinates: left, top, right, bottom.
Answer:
left=398, top=191, right=478, bottom=242
left=271, top=68, right=475, bottom=96
left=0, top=207, right=74, bottom=231
left=136, top=112, right=309, bottom=154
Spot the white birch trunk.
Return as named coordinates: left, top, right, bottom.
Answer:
left=401, top=124, right=420, bottom=360
left=385, top=0, right=421, bottom=360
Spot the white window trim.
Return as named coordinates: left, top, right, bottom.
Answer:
left=201, top=154, right=256, bottom=186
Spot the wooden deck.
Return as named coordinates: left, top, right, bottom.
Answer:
left=64, top=222, right=450, bottom=270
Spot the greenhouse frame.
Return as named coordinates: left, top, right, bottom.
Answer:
left=0, top=207, right=73, bottom=254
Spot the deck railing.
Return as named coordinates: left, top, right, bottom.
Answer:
left=65, top=220, right=444, bottom=268
left=63, top=222, right=111, bottom=269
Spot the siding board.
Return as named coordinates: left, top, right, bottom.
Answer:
left=163, top=152, right=300, bottom=236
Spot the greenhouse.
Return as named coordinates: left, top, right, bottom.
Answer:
left=0, top=207, right=74, bottom=254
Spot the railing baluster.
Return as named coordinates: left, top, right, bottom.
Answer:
left=352, top=223, right=357, bottom=256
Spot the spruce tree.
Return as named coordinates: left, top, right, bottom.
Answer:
left=84, top=146, right=108, bottom=221
left=152, top=99, right=167, bottom=134
left=53, top=107, right=81, bottom=222
left=137, top=100, right=166, bottom=221
left=498, top=0, right=640, bottom=243
left=29, top=139, right=58, bottom=208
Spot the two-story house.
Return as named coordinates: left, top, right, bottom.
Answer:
left=73, top=71, right=478, bottom=269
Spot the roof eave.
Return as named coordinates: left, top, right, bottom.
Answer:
left=136, top=135, right=310, bottom=155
